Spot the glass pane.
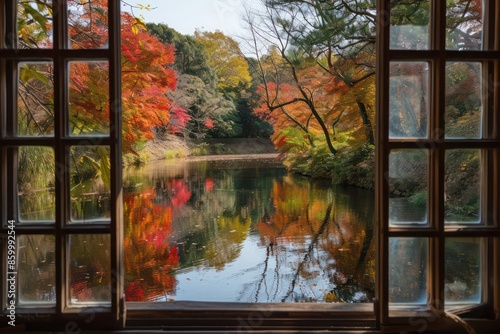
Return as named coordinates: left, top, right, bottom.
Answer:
left=17, top=0, right=53, bottom=49
left=389, top=238, right=428, bottom=308
left=17, top=62, right=54, bottom=136
left=17, top=235, right=56, bottom=305
left=69, top=146, right=110, bottom=223
left=17, top=146, right=55, bottom=222
left=68, top=234, right=111, bottom=304
left=445, top=62, right=482, bottom=138
left=445, top=149, right=481, bottom=224
left=446, top=0, right=483, bottom=50
left=390, top=0, right=429, bottom=50
left=68, top=0, right=108, bottom=49
left=69, top=61, right=109, bottom=136
left=389, top=62, right=429, bottom=138
left=445, top=238, right=482, bottom=306
left=389, top=150, right=428, bottom=226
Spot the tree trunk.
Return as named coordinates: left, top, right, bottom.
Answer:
left=356, top=100, right=375, bottom=146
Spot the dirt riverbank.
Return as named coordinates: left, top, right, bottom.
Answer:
left=141, top=135, right=278, bottom=162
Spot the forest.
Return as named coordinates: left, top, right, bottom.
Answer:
left=17, top=0, right=482, bottom=196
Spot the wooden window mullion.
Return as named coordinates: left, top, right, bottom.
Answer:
left=375, top=0, right=391, bottom=327
left=430, top=0, right=447, bottom=315
left=53, top=0, right=65, bottom=315
left=108, top=0, right=124, bottom=325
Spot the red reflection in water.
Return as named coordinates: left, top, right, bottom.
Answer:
left=205, top=177, right=214, bottom=191
left=169, top=180, right=192, bottom=207
left=124, top=187, right=180, bottom=301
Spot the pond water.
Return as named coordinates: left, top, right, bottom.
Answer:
left=16, top=155, right=481, bottom=306
left=123, top=157, right=376, bottom=303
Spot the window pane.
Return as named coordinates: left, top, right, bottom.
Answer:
left=68, top=0, right=108, bottom=49
left=446, top=0, right=483, bottom=50
left=445, top=149, right=481, bottom=224
left=69, top=61, right=109, bottom=136
left=17, top=146, right=55, bottom=222
left=445, top=238, right=482, bottom=306
left=68, top=234, right=111, bottom=304
left=69, top=146, right=110, bottom=223
left=390, top=0, right=429, bottom=50
left=389, top=62, right=429, bottom=138
left=18, top=62, right=54, bottom=136
left=389, top=238, right=428, bottom=308
left=389, top=150, right=428, bottom=226
left=17, top=0, right=53, bottom=49
left=445, top=62, right=482, bottom=139
left=17, top=235, right=56, bottom=305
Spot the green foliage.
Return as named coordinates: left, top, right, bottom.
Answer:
left=390, top=0, right=430, bottom=26
left=164, top=149, right=186, bottom=160
left=213, top=143, right=226, bottom=155
left=131, top=152, right=149, bottom=167
left=169, top=74, right=236, bottom=140
left=191, top=143, right=210, bottom=156
left=207, top=108, right=242, bottom=138
left=97, top=146, right=111, bottom=189
left=18, top=0, right=52, bottom=47
left=290, top=145, right=336, bottom=179
left=147, top=23, right=216, bottom=86
left=194, top=30, right=251, bottom=90
left=330, top=145, right=375, bottom=189
left=18, top=146, right=54, bottom=191
left=409, top=191, right=427, bottom=208
left=131, top=140, right=147, bottom=152
left=147, top=24, right=269, bottom=141
left=236, top=96, right=273, bottom=138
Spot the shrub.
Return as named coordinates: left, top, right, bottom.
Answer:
left=165, top=149, right=186, bottom=160
left=191, top=143, right=209, bottom=156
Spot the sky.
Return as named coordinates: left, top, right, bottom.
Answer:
left=124, top=0, right=262, bottom=38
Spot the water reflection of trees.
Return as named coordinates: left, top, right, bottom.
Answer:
left=123, top=161, right=375, bottom=303
left=124, top=188, right=180, bottom=301
left=254, top=176, right=375, bottom=302
left=123, top=161, right=282, bottom=300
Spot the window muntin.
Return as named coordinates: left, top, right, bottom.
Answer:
left=378, top=0, right=499, bottom=329
left=1, top=0, right=122, bottom=328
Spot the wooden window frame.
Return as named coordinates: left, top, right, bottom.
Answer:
left=2, top=0, right=500, bottom=332
left=0, top=0, right=123, bottom=331
left=376, top=0, right=500, bottom=332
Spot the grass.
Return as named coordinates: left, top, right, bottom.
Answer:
left=165, top=149, right=186, bottom=160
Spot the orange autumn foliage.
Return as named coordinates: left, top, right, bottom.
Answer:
left=121, top=14, right=177, bottom=153
left=65, top=1, right=177, bottom=152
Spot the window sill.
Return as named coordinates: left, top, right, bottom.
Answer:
left=125, top=301, right=376, bottom=331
